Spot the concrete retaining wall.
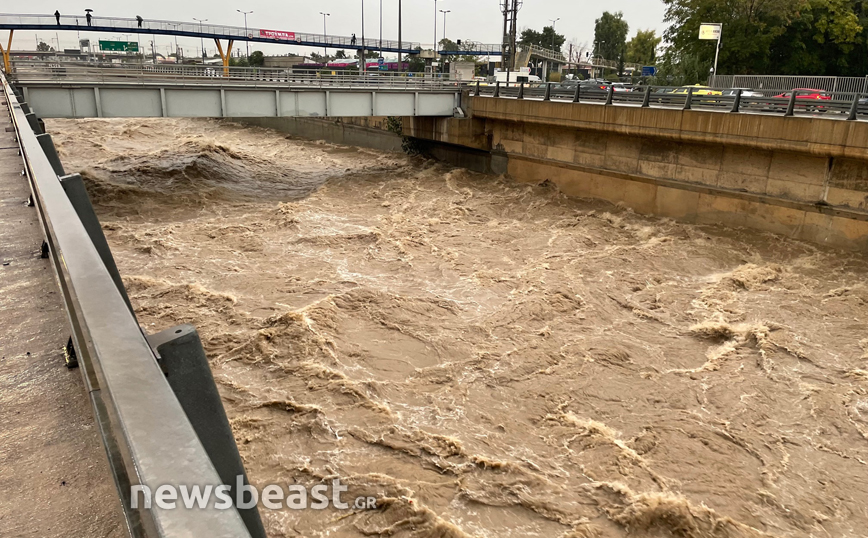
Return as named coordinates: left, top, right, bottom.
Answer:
left=407, top=98, right=868, bottom=250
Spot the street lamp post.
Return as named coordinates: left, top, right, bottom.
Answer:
left=319, top=12, right=330, bottom=57
left=360, top=0, right=366, bottom=74
left=397, top=0, right=402, bottom=71
left=432, top=0, right=442, bottom=74
left=594, top=40, right=605, bottom=78
left=440, top=10, right=450, bottom=44
left=193, top=17, right=207, bottom=60
left=378, top=0, right=382, bottom=61
left=549, top=18, right=560, bottom=51
left=168, top=24, right=180, bottom=59
left=237, top=10, right=252, bottom=58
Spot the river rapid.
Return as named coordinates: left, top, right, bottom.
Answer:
left=49, top=118, right=868, bottom=538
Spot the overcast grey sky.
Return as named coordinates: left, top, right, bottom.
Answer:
left=9, top=1, right=667, bottom=58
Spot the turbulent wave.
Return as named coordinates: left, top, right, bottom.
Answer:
left=48, top=117, right=868, bottom=538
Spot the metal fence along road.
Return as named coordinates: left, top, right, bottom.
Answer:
left=472, top=81, right=868, bottom=121
left=10, top=63, right=463, bottom=90
left=711, top=75, right=868, bottom=100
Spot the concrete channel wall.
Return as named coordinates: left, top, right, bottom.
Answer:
left=405, top=97, right=868, bottom=250
left=240, top=95, right=868, bottom=250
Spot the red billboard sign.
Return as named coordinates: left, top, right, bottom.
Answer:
left=259, top=29, right=297, bottom=41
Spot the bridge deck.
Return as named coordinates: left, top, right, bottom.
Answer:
left=0, top=13, right=421, bottom=54
left=0, top=95, right=124, bottom=536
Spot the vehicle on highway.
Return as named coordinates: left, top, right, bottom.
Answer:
left=671, top=85, right=722, bottom=96
left=492, top=71, right=541, bottom=86
left=722, top=88, right=764, bottom=98
left=772, top=88, right=831, bottom=101
left=769, top=88, right=831, bottom=113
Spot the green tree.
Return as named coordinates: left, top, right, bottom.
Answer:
left=626, top=29, right=661, bottom=65
left=439, top=38, right=481, bottom=63
left=309, top=52, right=332, bottom=63
left=520, top=26, right=566, bottom=52
left=594, top=11, right=629, bottom=67
left=769, top=0, right=864, bottom=75
left=408, top=47, right=425, bottom=72
left=248, top=50, right=265, bottom=67
left=654, top=49, right=707, bottom=85
left=36, top=41, right=54, bottom=52
left=661, top=0, right=800, bottom=75
left=335, top=50, right=348, bottom=59
left=662, top=0, right=866, bottom=76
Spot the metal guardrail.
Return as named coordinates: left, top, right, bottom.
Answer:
left=711, top=74, right=868, bottom=99
left=10, top=62, right=461, bottom=90
left=1, top=71, right=253, bottom=537
left=0, top=13, right=421, bottom=53
left=472, top=82, right=868, bottom=121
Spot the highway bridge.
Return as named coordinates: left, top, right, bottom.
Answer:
left=11, top=65, right=462, bottom=118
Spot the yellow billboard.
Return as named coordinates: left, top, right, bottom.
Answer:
left=699, top=23, right=721, bottom=40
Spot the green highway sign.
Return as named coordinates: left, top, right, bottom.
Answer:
left=98, top=40, right=139, bottom=52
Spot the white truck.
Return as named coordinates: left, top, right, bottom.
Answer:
left=491, top=69, right=541, bottom=86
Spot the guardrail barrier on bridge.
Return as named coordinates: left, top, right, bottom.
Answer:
left=2, top=69, right=262, bottom=538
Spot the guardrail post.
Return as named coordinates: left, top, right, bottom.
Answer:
left=605, top=85, right=614, bottom=105
left=493, top=81, right=500, bottom=98
left=641, top=86, right=651, bottom=108
left=785, top=90, right=798, bottom=116
left=58, top=173, right=133, bottom=313
left=147, top=324, right=267, bottom=538
left=683, top=87, right=693, bottom=110
left=730, top=89, right=742, bottom=113
left=36, top=133, right=65, bottom=176
left=543, top=82, right=551, bottom=101
left=847, top=93, right=860, bottom=121
left=517, top=82, right=524, bottom=99
left=24, top=112, right=42, bottom=134
left=573, top=84, right=580, bottom=103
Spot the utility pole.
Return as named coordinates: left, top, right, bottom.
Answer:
left=360, top=0, right=366, bottom=74
left=397, top=0, right=402, bottom=71
left=500, top=0, right=521, bottom=83
left=237, top=10, right=252, bottom=58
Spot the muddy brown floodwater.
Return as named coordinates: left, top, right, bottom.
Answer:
left=48, top=118, right=868, bottom=538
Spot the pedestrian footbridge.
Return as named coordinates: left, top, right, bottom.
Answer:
left=11, top=66, right=462, bottom=119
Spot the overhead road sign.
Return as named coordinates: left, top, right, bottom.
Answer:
left=642, top=66, right=657, bottom=77
left=98, top=40, right=138, bottom=52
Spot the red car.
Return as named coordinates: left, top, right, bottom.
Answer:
left=773, top=88, right=832, bottom=100
left=769, top=88, right=831, bottom=113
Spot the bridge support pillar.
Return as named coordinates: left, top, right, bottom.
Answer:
left=0, top=30, right=13, bottom=74
left=214, top=38, right=234, bottom=77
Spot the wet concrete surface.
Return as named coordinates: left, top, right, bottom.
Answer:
left=0, top=109, right=124, bottom=537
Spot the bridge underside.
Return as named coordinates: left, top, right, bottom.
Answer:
left=19, top=84, right=459, bottom=119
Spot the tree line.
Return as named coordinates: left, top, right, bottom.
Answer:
left=662, top=0, right=867, bottom=79
left=525, top=1, right=867, bottom=84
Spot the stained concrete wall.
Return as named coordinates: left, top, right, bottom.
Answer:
left=232, top=116, right=404, bottom=153
left=406, top=97, right=868, bottom=250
